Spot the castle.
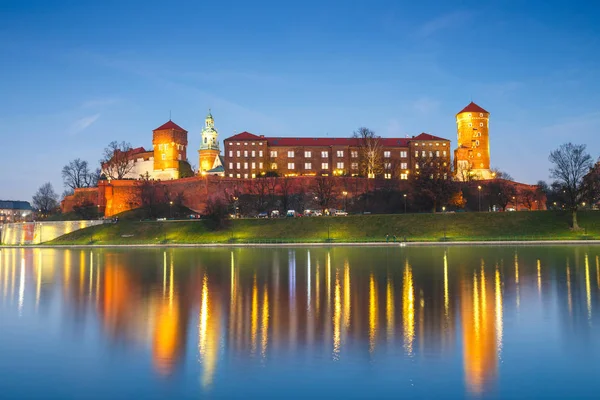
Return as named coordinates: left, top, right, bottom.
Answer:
left=65, top=101, right=519, bottom=216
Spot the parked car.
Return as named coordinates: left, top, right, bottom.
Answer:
left=313, top=210, right=323, bottom=216
left=271, top=210, right=280, bottom=218
left=257, top=212, right=268, bottom=219
left=286, top=210, right=297, bottom=217
left=334, top=210, right=348, bottom=216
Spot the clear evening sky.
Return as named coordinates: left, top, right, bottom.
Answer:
left=1, top=0, right=599, bottom=201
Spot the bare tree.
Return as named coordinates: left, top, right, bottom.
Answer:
left=312, top=176, right=336, bottom=212
left=549, top=143, right=593, bottom=230
left=521, top=188, right=536, bottom=210
left=353, top=127, right=382, bottom=178
left=101, top=141, right=134, bottom=180
left=412, top=155, right=456, bottom=212
left=490, top=168, right=513, bottom=181
left=62, top=158, right=94, bottom=191
left=488, top=180, right=517, bottom=211
left=32, top=182, right=59, bottom=215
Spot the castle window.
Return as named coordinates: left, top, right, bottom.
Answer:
left=270, top=151, right=278, bottom=158
left=229, top=143, right=232, bottom=146
left=337, top=150, right=344, bottom=157
left=252, top=142, right=256, bottom=146
left=468, top=123, right=472, bottom=127
left=480, top=113, right=483, bottom=117
left=415, top=143, right=419, bottom=146
left=236, top=142, right=240, bottom=145
left=429, top=151, right=433, bottom=157
left=236, top=162, right=241, bottom=169
left=259, top=162, right=263, bottom=169
left=422, top=151, right=426, bottom=157
left=351, top=162, right=358, bottom=170
left=384, top=173, right=391, bottom=179
left=477, top=153, right=481, bottom=157
left=415, top=150, right=419, bottom=157
left=435, top=143, right=439, bottom=146
left=252, top=162, right=256, bottom=169
left=443, top=143, right=447, bottom=146
left=158, top=144, right=163, bottom=150
left=178, top=154, right=181, bottom=160
left=204, top=138, right=207, bottom=144
left=236, top=151, right=240, bottom=157
left=400, top=173, right=408, bottom=180
left=287, top=151, right=294, bottom=158
left=244, top=174, right=248, bottom=178
left=271, top=163, right=277, bottom=170
left=244, top=150, right=248, bottom=157
left=384, top=163, right=391, bottom=169
left=351, top=151, right=358, bottom=158
left=161, top=154, right=166, bottom=160
left=337, top=162, right=344, bottom=169
left=436, top=151, right=440, bottom=157
left=322, top=162, right=329, bottom=170
left=244, top=162, right=248, bottom=169
left=259, top=142, right=263, bottom=146
left=236, top=174, right=241, bottom=178
left=229, top=163, right=233, bottom=169
left=304, top=151, right=312, bottom=158
left=304, top=162, right=312, bottom=170
left=400, top=151, right=407, bottom=158
left=259, top=151, right=263, bottom=157
left=244, top=143, right=248, bottom=146
left=468, top=113, right=472, bottom=117
left=480, top=123, right=483, bottom=127
left=476, top=140, right=480, bottom=146
left=384, top=151, right=390, bottom=158
left=229, top=174, right=233, bottom=177
left=252, top=173, right=256, bottom=178
left=288, top=162, right=295, bottom=170
left=401, top=162, right=407, bottom=169
left=251, top=151, right=255, bottom=157
left=321, top=151, right=328, bottom=158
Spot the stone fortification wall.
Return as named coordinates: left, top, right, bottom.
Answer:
left=1, top=220, right=105, bottom=245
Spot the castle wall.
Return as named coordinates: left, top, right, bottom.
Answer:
left=1, top=220, right=105, bottom=245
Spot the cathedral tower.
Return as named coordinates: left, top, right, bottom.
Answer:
left=454, top=102, right=492, bottom=181
left=198, top=110, right=221, bottom=174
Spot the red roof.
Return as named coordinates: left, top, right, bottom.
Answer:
left=224, top=132, right=448, bottom=147
left=412, top=133, right=448, bottom=141
left=153, top=120, right=187, bottom=132
left=225, top=131, right=264, bottom=141
left=457, top=102, right=489, bottom=115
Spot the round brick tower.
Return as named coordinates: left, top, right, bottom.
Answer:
left=454, top=102, right=492, bottom=181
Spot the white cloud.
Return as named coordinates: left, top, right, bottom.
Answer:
left=70, top=113, right=100, bottom=134
left=413, top=97, right=440, bottom=114
left=416, top=11, right=472, bottom=38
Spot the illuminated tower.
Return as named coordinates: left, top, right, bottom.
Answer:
left=198, top=110, right=220, bottom=174
left=152, top=120, right=188, bottom=180
left=454, top=102, right=492, bottom=180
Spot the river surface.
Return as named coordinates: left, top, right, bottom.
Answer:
left=0, top=246, right=599, bottom=399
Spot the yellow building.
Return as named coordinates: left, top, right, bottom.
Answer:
left=198, top=110, right=224, bottom=176
left=454, top=102, right=492, bottom=181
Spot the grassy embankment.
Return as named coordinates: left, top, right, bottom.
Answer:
left=47, top=210, right=600, bottom=245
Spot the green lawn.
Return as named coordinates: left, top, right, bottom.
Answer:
left=46, top=210, right=600, bottom=245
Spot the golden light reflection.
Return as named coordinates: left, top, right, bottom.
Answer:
left=462, top=266, right=497, bottom=395
left=444, top=251, right=449, bottom=319
left=327, top=252, right=331, bottom=305
left=386, top=276, right=394, bottom=342
left=343, top=262, right=350, bottom=330
left=307, top=251, right=311, bottom=310
left=198, top=274, right=218, bottom=388
left=514, top=252, right=520, bottom=309
left=596, top=255, right=600, bottom=289
left=251, top=275, right=258, bottom=354
left=63, top=249, right=71, bottom=296
left=402, top=261, right=414, bottom=356
left=585, top=253, right=591, bottom=321
left=368, top=273, right=378, bottom=354
left=35, top=250, right=42, bottom=308
left=89, top=251, right=94, bottom=299
left=79, top=251, right=85, bottom=296
left=261, top=284, right=269, bottom=358
left=495, top=268, right=503, bottom=356
left=333, top=270, right=341, bottom=360
left=18, top=257, right=25, bottom=313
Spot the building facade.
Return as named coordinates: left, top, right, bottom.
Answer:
left=0, top=200, right=33, bottom=223
left=223, top=132, right=451, bottom=179
left=454, top=102, right=492, bottom=180
left=198, top=111, right=223, bottom=175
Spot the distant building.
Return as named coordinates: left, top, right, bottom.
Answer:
left=223, top=132, right=451, bottom=179
left=454, top=102, right=493, bottom=181
left=102, top=120, right=194, bottom=180
left=0, top=200, right=33, bottom=223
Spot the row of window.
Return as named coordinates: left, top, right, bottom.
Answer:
left=229, top=142, right=264, bottom=146
left=226, top=172, right=412, bottom=180
left=415, top=150, right=448, bottom=157
left=229, top=150, right=264, bottom=158
left=160, top=153, right=182, bottom=160
left=157, top=143, right=186, bottom=151
left=414, top=142, right=447, bottom=147
left=467, top=122, right=486, bottom=127
left=227, top=150, right=413, bottom=159
left=228, top=161, right=413, bottom=171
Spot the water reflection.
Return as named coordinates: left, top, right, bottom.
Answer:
left=1, top=246, right=600, bottom=398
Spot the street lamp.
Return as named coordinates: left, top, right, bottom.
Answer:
left=169, top=201, right=173, bottom=219
left=477, top=185, right=482, bottom=212
left=403, top=193, right=407, bottom=214
left=442, top=206, right=447, bottom=240
left=512, top=196, right=516, bottom=211
left=342, top=191, right=348, bottom=211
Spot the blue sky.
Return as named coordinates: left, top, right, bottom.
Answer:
left=2, top=0, right=600, bottom=200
